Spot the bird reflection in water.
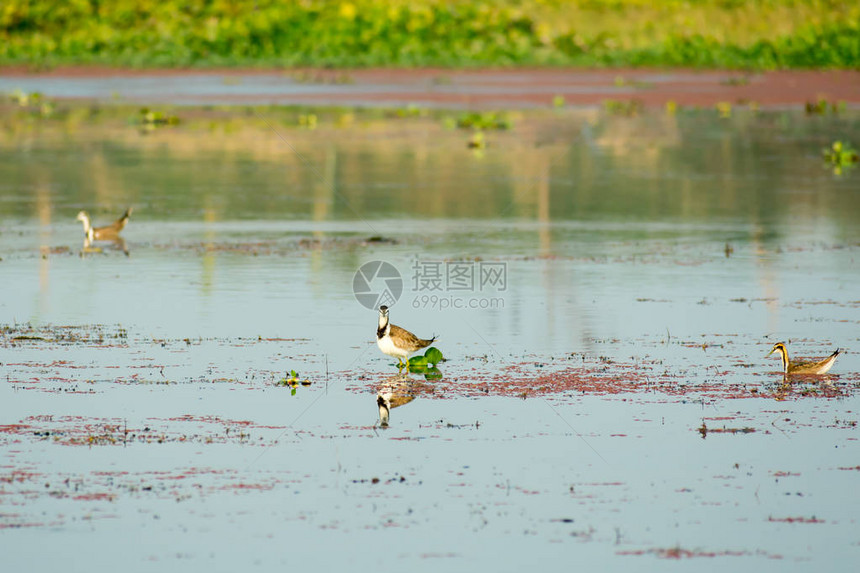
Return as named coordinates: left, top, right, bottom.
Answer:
left=377, top=372, right=435, bottom=428
left=771, top=374, right=840, bottom=402
left=82, top=235, right=129, bottom=256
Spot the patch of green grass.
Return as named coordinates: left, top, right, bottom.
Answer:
left=1, top=1, right=858, bottom=69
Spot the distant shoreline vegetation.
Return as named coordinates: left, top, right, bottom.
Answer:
left=1, top=0, right=858, bottom=69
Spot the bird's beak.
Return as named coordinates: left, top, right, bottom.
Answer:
left=765, top=348, right=776, bottom=357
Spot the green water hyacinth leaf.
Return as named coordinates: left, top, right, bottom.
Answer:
left=424, top=347, right=443, bottom=365
left=424, top=367, right=442, bottom=381
left=408, top=355, right=429, bottom=368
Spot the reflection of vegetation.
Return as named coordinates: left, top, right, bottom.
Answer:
left=7, top=90, right=53, bottom=117
left=716, top=102, right=732, bottom=119
left=603, top=99, right=642, bottom=117
left=467, top=131, right=486, bottom=150
left=1, top=102, right=859, bottom=235
left=823, top=141, right=859, bottom=175
left=407, top=347, right=444, bottom=380
left=3, top=1, right=856, bottom=68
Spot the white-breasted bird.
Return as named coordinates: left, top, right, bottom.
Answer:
left=376, top=305, right=435, bottom=368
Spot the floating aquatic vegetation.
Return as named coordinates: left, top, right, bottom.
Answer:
left=697, top=421, right=755, bottom=439
left=806, top=97, right=846, bottom=115
left=603, top=99, right=642, bottom=117
left=6, top=89, right=54, bottom=117
left=405, top=347, right=445, bottom=380
left=297, top=113, right=317, bottom=129
left=276, top=369, right=312, bottom=395
left=395, top=104, right=425, bottom=118
left=137, top=108, right=180, bottom=128
left=1, top=323, right=129, bottom=347
left=8, top=89, right=42, bottom=107
left=456, top=111, right=511, bottom=131
left=823, top=141, right=859, bottom=175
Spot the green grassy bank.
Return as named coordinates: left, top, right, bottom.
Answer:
left=2, top=0, right=858, bottom=69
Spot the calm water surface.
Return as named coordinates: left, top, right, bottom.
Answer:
left=1, top=103, right=859, bottom=571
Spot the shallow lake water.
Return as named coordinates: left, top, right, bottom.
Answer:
left=1, top=101, right=859, bottom=570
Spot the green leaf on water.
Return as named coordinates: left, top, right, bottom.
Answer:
left=424, top=367, right=442, bottom=381
left=291, top=387, right=297, bottom=396
left=424, top=347, right=443, bottom=365
left=408, top=355, right=429, bottom=367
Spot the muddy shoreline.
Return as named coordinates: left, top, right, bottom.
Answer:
left=2, top=67, right=858, bottom=108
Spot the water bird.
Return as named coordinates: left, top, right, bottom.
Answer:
left=376, top=305, right=436, bottom=368
left=76, top=208, right=133, bottom=242
left=767, top=342, right=840, bottom=375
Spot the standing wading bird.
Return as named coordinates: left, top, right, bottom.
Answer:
left=76, top=208, right=133, bottom=242
left=376, top=305, right=436, bottom=368
left=768, top=342, right=841, bottom=375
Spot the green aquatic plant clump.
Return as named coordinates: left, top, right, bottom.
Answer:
left=823, top=140, right=859, bottom=175
left=406, top=347, right=444, bottom=379
left=276, top=369, right=312, bottom=395
left=1, top=0, right=858, bottom=69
